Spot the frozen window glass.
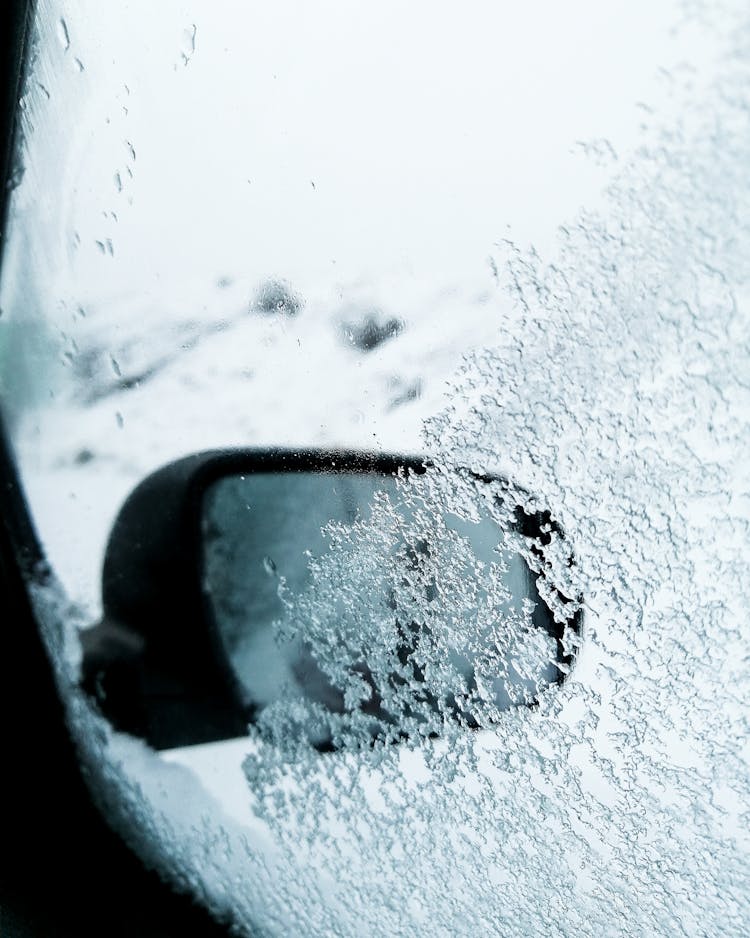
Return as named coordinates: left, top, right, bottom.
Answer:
left=1, top=1, right=748, bottom=935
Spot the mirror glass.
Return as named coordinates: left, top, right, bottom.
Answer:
left=202, top=469, right=569, bottom=746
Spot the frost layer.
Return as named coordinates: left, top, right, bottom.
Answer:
left=237, top=15, right=750, bottom=938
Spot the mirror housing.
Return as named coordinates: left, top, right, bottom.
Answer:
left=82, top=448, right=580, bottom=750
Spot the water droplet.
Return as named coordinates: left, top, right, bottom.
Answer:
left=110, top=355, right=121, bottom=377
left=487, top=255, right=499, bottom=284
left=115, top=412, right=124, bottom=429
left=58, top=18, right=70, bottom=52
left=95, top=240, right=106, bottom=255
left=114, top=172, right=122, bottom=193
left=180, top=24, right=197, bottom=66
left=74, top=58, right=85, bottom=73
left=263, top=556, right=277, bottom=576
left=125, top=140, right=136, bottom=161
left=37, top=83, right=51, bottom=100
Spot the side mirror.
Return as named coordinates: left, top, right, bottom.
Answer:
left=81, top=449, right=580, bottom=750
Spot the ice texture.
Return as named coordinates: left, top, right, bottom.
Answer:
left=235, top=10, right=750, bottom=932
left=246, top=471, right=569, bottom=748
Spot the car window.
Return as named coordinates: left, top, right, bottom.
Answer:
left=1, top=2, right=749, bottom=936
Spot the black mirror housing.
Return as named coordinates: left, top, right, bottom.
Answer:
left=82, top=448, right=580, bottom=750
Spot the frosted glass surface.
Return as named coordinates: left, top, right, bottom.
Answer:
left=1, top=1, right=747, bottom=935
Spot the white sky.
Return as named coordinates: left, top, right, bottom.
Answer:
left=7, top=0, right=716, bottom=306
